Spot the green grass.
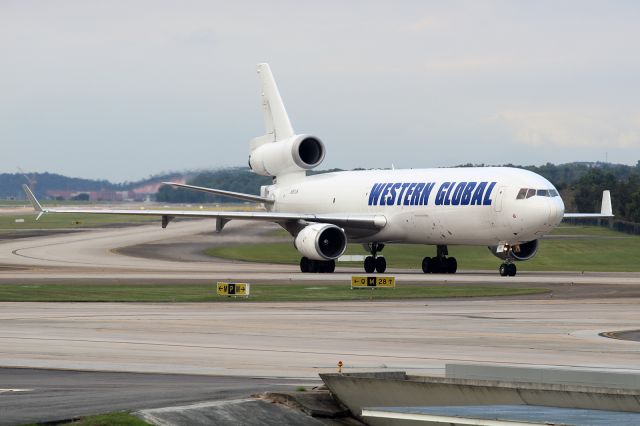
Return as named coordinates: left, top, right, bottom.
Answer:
left=62, top=412, right=150, bottom=426
left=0, top=282, right=546, bottom=302
left=0, top=213, right=156, bottom=230
left=205, top=225, right=640, bottom=272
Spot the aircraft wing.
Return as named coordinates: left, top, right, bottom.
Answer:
left=563, top=190, right=614, bottom=218
left=162, top=182, right=274, bottom=204
left=22, top=185, right=386, bottom=231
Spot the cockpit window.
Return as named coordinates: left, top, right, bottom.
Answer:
left=516, top=188, right=560, bottom=199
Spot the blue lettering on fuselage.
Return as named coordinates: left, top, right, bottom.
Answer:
left=367, top=181, right=496, bottom=207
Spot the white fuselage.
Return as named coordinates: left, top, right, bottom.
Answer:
left=266, top=167, right=565, bottom=246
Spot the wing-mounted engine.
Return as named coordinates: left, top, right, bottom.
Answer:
left=489, top=239, right=539, bottom=261
left=294, top=223, right=347, bottom=261
left=249, top=134, right=325, bottom=177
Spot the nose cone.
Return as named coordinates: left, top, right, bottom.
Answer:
left=527, top=196, right=563, bottom=237
left=553, top=196, right=565, bottom=226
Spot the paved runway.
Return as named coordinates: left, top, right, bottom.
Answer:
left=1, top=298, right=639, bottom=379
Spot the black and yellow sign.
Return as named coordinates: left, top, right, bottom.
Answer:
left=217, top=282, right=250, bottom=296
left=351, top=276, right=395, bottom=289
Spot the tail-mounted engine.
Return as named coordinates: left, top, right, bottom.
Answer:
left=294, top=223, right=347, bottom=261
left=489, top=239, right=539, bottom=261
left=249, top=134, right=325, bottom=177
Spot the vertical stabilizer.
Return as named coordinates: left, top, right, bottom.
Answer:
left=256, top=63, right=294, bottom=143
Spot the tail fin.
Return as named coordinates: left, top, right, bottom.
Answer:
left=254, top=63, right=294, bottom=146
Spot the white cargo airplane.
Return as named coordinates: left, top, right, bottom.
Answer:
left=23, top=63, right=613, bottom=276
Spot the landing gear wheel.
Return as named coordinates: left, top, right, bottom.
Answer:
left=507, top=263, right=517, bottom=277
left=308, top=260, right=319, bottom=273
left=300, top=257, right=310, bottom=273
left=430, top=257, right=440, bottom=273
left=446, top=257, right=457, bottom=274
left=421, top=257, right=431, bottom=273
left=325, top=259, right=336, bottom=273
left=375, top=257, right=387, bottom=273
left=364, top=256, right=376, bottom=273
left=499, top=264, right=508, bottom=277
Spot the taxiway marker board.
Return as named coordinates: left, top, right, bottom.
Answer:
left=351, top=276, right=395, bottom=289
left=217, top=282, right=250, bottom=297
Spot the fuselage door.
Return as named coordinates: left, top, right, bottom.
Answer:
left=494, top=186, right=506, bottom=212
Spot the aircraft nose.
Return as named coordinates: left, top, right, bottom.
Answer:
left=553, top=196, right=565, bottom=225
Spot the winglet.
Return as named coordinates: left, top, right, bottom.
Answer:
left=601, top=190, right=613, bottom=216
left=22, top=184, right=43, bottom=213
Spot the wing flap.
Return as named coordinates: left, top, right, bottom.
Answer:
left=162, top=182, right=274, bottom=204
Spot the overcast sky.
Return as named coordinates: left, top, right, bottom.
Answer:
left=1, top=0, right=639, bottom=181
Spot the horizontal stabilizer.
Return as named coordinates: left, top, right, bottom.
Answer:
left=564, top=190, right=614, bottom=218
left=162, top=182, right=274, bottom=204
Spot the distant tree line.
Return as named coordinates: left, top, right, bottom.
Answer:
left=4, top=162, right=639, bottom=223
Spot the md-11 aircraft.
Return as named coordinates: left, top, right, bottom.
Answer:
left=23, top=63, right=613, bottom=276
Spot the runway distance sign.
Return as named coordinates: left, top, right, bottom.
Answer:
left=217, top=282, right=250, bottom=297
left=351, top=276, right=395, bottom=289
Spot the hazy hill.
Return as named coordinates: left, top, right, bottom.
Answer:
left=0, top=171, right=187, bottom=199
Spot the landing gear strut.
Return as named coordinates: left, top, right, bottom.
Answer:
left=422, top=245, right=457, bottom=274
left=364, top=243, right=386, bottom=273
left=499, top=262, right=517, bottom=277
left=300, top=257, right=335, bottom=273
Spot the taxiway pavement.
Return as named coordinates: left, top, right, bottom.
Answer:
left=0, top=368, right=310, bottom=426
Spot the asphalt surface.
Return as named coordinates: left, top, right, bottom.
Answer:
left=0, top=368, right=312, bottom=426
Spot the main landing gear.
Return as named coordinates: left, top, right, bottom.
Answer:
left=300, top=257, right=335, bottom=273
left=364, top=243, right=386, bottom=273
left=499, top=262, right=517, bottom=277
left=422, top=245, right=457, bottom=274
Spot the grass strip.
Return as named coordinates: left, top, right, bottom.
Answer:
left=0, top=283, right=547, bottom=302
left=205, top=226, right=640, bottom=272
left=61, top=412, right=150, bottom=425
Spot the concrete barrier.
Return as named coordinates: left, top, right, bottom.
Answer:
left=320, top=371, right=640, bottom=420
left=446, top=363, right=640, bottom=390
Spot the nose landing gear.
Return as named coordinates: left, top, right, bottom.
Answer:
left=422, top=245, right=457, bottom=274
left=363, top=243, right=386, bottom=273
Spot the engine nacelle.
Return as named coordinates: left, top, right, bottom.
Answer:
left=294, top=223, right=347, bottom=261
left=249, top=134, right=325, bottom=177
left=489, top=240, right=539, bottom=261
